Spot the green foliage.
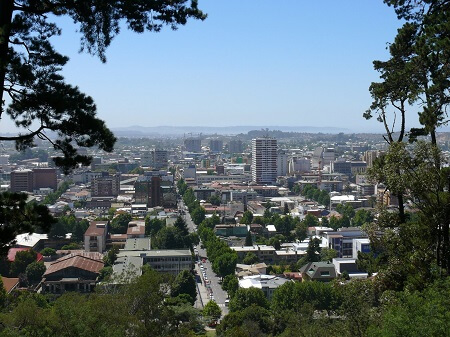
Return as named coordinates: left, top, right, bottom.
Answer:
left=273, top=214, right=299, bottom=237
left=229, top=287, right=269, bottom=313
left=25, top=261, right=46, bottom=283
left=243, top=252, right=258, bottom=265
left=174, top=216, right=189, bottom=236
left=110, top=213, right=132, bottom=234
left=240, top=210, right=254, bottom=225
left=177, top=178, right=188, bottom=196
left=10, top=249, right=37, bottom=276
left=336, top=203, right=355, bottom=219
left=352, top=209, right=374, bottom=227
left=60, top=242, right=81, bottom=250
left=145, top=217, right=165, bottom=236
left=0, top=192, right=55, bottom=256
left=213, top=252, right=238, bottom=279
left=367, top=277, right=450, bottom=337
left=207, top=194, right=221, bottom=206
left=42, top=181, right=71, bottom=205
left=244, top=231, right=253, bottom=246
left=171, top=270, right=197, bottom=305
left=222, top=274, right=239, bottom=298
left=153, top=226, right=186, bottom=249
left=203, top=300, right=221, bottom=320
left=99, top=266, right=113, bottom=281
left=103, top=246, right=119, bottom=267
left=271, top=281, right=341, bottom=314
left=301, top=185, right=330, bottom=207
left=72, top=219, right=90, bottom=242
left=129, top=166, right=144, bottom=174
left=338, top=280, right=377, bottom=337
left=306, top=237, right=322, bottom=263
left=40, top=247, right=56, bottom=256
left=0, top=276, right=6, bottom=308
left=320, top=248, right=338, bottom=262
left=190, top=207, right=206, bottom=226
left=303, top=214, right=319, bottom=228
left=217, top=304, right=274, bottom=336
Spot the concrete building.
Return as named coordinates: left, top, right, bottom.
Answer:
left=32, top=168, right=57, bottom=191
left=115, top=240, right=193, bottom=277
left=277, top=150, right=289, bottom=177
left=209, top=139, right=223, bottom=153
left=153, top=150, right=168, bottom=170
left=92, top=174, right=120, bottom=197
left=10, top=169, right=33, bottom=192
left=251, top=138, right=278, bottom=184
left=228, top=140, right=244, bottom=153
left=288, top=157, right=311, bottom=174
left=238, top=274, right=291, bottom=299
left=134, top=176, right=162, bottom=207
left=84, top=221, right=108, bottom=253
left=184, top=138, right=202, bottom=152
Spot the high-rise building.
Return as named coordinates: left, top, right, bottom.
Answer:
left=277, top=150, right=289, bottom=177
left=228, top=140, right=244, bottom=153
left=10, top=169, right=33, bottom=192
left=251, top=138, right=277, bottom=184
left=209, top=139, right=223, bottom=153
left=153, top=150, right=168, bottom=170
left=33, top=168, right=57, bottom=191
left=184, top=138, right=202, bottom=152
left=134, top=176, right=162, bottom=207
left=141, top=150, right=168, bottom=169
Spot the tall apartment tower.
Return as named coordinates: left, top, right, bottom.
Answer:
left=209, top=139, right=223, bottom=153
left=228, top=140, right=244, bottom=153
left=153, top=150, right=168, bottom=170
left=184, top=138, right=202, bottom=152
left=251, top=138, right=278, bottom=184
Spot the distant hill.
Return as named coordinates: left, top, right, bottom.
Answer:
left=111, top=125, right=351, bottom=137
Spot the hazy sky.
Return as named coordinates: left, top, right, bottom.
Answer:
left=4, top=0, right=421, bottom=134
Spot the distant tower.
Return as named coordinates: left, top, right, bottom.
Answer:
left=251, top=137, right=277, bottom=184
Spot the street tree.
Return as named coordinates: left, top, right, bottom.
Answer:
left=203, top=300, right=221, bottom=321
left=171, top=270, right=197, bottom=305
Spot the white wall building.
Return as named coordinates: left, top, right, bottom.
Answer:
left=251, top=138, right=278, bottom=184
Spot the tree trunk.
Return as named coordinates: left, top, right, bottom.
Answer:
left=0, top=0, right=14, bottom=119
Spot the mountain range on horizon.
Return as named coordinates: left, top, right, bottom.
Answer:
left=110, top=125, right=353, bottom=137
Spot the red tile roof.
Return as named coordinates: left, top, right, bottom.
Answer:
left=44, top=252, right=104, bottom=276
left=85, top=221, right=108, bottom=236
left=7, top=248, right=43, bottom=262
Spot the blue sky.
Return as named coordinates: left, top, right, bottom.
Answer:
left=4, top=0, right=419, bottom=134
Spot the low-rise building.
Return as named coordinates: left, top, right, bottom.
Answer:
left=84, top=221, right=108, bottom=253
left=238, top=274, right=291, bottom=299
left=42, top=252, right=104, bottom=294
left=299, top=261, right=336, bottom=282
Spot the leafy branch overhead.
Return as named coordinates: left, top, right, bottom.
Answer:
left=0, top=0, right=206, bottom=172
